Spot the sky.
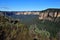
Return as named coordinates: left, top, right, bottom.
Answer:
left=0, top=0, right=60, bottom=11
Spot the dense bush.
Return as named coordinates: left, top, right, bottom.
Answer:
left=0, top=15, right=60, bottom=40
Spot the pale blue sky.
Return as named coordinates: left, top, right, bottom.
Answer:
left=0, top=0, right=60, bottom=11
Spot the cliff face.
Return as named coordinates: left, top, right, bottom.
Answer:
left=39, top=8, right=60, bottom=22
left=0, top=8, right=60, bottom=22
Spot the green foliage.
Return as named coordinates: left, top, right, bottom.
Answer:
left=0, top=14, right=60, bottom=40
left=29, top=24, right=50, bottom=39
left=37, top=20, right=60, bottom=38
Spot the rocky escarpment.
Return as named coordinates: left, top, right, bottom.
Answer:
left=0, top=8, right=60, bottom=22
left=39, top=8, right=60, bottom=22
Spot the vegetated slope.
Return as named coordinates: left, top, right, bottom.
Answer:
left=0, top=15, right=50, bottom=40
